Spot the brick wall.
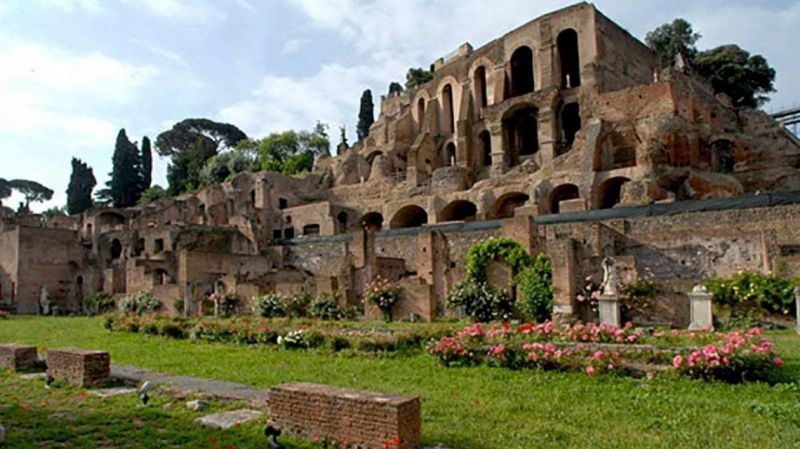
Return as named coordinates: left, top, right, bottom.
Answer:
left=268, top=383, right=421, bottom=449
left=46, top=349, right=110, bottom=387
left=0, top=344, right=37, bottom=370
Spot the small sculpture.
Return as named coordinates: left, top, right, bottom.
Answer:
left=601, top=257, right=619, bottom=296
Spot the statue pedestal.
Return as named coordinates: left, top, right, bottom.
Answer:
left=689, top=286, right=714, bottom=331
left=598, top=294, right=621, bottom=328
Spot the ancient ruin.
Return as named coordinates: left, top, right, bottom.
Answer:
left=1, top=3, right=799, bottom=325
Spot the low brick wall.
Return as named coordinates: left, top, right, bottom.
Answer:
left=46, top=349, right=110, bottom=387
left=0, top=344, right=38, bottom=371
left=268, top=383, right=421, bottom=449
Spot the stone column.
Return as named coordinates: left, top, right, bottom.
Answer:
left=598, top=294, right=621, bottom=328
left=688, top=285, right=714, bottom=331
left=795, top=287, right=800, bottom=335
left=489, top=124, right=507, bottom=177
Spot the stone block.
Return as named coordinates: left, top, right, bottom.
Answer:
left=194, top=409, right=263, bottom=430
left=598, top=295, right=621, bottom=328
left=268, top=383, right=421, bottom=449
left=688, top=286, right=714, bottom=331
left=45, top=349, right=110, bottom=387
left=0, top=344, right=38, bottom=371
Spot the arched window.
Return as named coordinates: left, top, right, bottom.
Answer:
left=417, top=98, right=426, bottom=128
left=442, top=142, right=456, bottom=167
left=337, top=211, right=349, bottom=234
left=557, top=29, right=581, bottom=88
left=491, top=193, right=530, bottom=219
left=474, top=66, right=488, bottom=109
left=361, top=212, right=384, bottom=231
left=549, top=184, right=580, bottom=214
left=559, top=102, right=582, bottom=155
left=390, top=205, right=428, bottom=229
left=510, top=46, right=534, bottom=97
left=597, top=177, right=631, bottom=210
left=479, top=130, right=492, bottom=167
left=110, top=239, right=122, bottom=261
left=440, top=200, right=478, bottom=222
left=504, top=107, right=539, bottom=164
left=442, top=84, right=455, bottom=134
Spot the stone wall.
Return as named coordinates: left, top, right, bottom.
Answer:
left=268, top=383, right=421, bottom=449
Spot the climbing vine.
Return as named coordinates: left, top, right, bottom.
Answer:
left=464, top=238, right=533, bottom=284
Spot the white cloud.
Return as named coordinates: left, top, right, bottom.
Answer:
left=281, top=38, right=310, bottom=55
left=35, top=0, right=105, bottom=13
left=120, top=0, right=221, bottom=22
left=234, top=0, right=255, bottom=12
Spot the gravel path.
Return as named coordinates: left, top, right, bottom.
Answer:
left=110, top=365, right=270, bottom=408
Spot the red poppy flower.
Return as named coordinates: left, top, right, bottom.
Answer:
left=392, top=437, right=399, bottom=445
left=79, top=391, right=88, bottom=400
left=209, top=436, right=217, bottom=443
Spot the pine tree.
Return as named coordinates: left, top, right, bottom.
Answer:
left=357, top=89, right=374, bottom=143
left=140, top=136, right=152, bottom=191
left=106, top=129, right=142, bottom=208
left=66, top=158, right=97, bottom=215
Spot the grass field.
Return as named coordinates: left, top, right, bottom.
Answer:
left=1, top=317, right=800, bottom=449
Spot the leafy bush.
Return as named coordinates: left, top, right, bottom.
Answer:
left=621, top=279, right=660, bottom=320
left=173, top=299, right=184, bottom=316
left=255, top=294, right=287, bottom=318
left=209, top=292, right=240, bottom=318
left=517, top=254, right=553, bottom=322
left=309, top=292, right=344, bottom=321
left=447, top=279, right=513, bottom=323
left=119, top=292, right=161, bottom=316
left=465, top=238, right=533, bottom=284
left=284, top=292, right=312, bottom=318
left=364, top=276, right=402, bottom=321
left=84, top=292, right=116, bottom=316
left=277, top=330, right=308, bottom=349
left=705, top=271, right=797, bottom=316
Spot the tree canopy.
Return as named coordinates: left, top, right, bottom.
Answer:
left=98, top=129, right=142, bottom=208
left=357, top=89, right=374, bottom=143
left=6, top=179, right=54, bottom=213
left=137, top=185, right=169, bottom=206
left=239, top=122, right=330, bottom=176
left=694, top=45, right=776, bottom=108
left=155, top=118, right=248, bottom=195
left=199, top=149, right=259, bottom=186
left=405, top=67, right=433, bottom=89
left=645, top=18, right=701, bottom=66
left=140, top=136, right=152, bottom=191
left=388, top=82, right=404, bottom=95
left=66, top=157, right=97, bottom=215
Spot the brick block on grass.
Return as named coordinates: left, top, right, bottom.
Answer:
left=46, top=349, right=110, bottom=387
left=268, top=383, right=421, bottom=449
left=0, top=344, right=38, bottom=371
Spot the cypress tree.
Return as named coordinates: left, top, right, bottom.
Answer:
left=357, top=89, right=374, bottom=143
left=66, top=158, right=97, bottom=215
left=107, top=128, right=142, bottom=208
left=140, top=136, right=152, bottom=191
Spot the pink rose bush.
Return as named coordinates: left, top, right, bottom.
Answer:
left=429, top=321, right=784, bottom=381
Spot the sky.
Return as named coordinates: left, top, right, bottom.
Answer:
left=0, top=0, right=798, bottom=212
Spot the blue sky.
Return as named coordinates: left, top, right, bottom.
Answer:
left=1, top=0, right=798, bottom=211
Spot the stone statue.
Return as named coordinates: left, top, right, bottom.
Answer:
left=674, top=52, right=687, bottom=73
left=601, top=257, right=619, bottom=296
left=40, top=284, right=51, bottom=316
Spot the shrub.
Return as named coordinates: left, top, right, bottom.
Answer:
left=255, top=294, right=287, bottom=318
left=278, top=330, right=308, bottom=349
left=309, top=292, right=344, bottom=321
left=465, top=238, right=533, bottom=284
left=364, top=276, right=402, bottom=321
left=119, top=292, right=161, bottom=316
left=84, top=292, right=116, bottom=316
left=517, top=254, right=553, bottom=323
left=447, top=279, right=513, bottom=323
left=173, top=299, right=184, bottom=316
left=706, top=271, right=797, bottom=316
left=284, top=292, right=312, bottom=318
left=621, top=279, right=660, bottom=320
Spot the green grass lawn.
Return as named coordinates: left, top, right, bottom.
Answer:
left=2, top=317, right=800, bottom=449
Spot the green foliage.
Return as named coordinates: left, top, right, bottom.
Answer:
left=83, top=292, right=115, bottom=316
left=694, top=45, right=776, bottom=108
left=199, top=149, right=258, bottom=186
left=119, top=292, right=161, bottom=316
left=405, top=67, right=433, bottom=89
left=388, top=81, right=404, bottom=95
left=6, top=179, right=54, bottom=213
left=98, top=129, right=143, bottom=208
left=137, top=185, right=169, bottom=206
left=357, top=89, right=374, bottom=142
left=243, top=122, right=330, bottom=176
left=645, top=18, right=700, bottom=66
left=465, top=238, right=534, bottom=284
left=155, top=118, right=248, bottom=195
left=309, top=292, right=344, bottom=320
left=66, top=157, right=96, bottom=215
left=0, top=178, right=10, bottom=200
left=284, top=292, right=313, bottom=318
left=140, top=136, right=152, bottom=191
left=705, top=271, right=797, bottom=316
left=255, top=294, right=287, bottom=318
left=621, top=279, right=660, bottom=320
left=517, top=254, right=553, bottom=322
left=173, top=299, right=184, bottom=316
left=447, top=279, right=514, bottom=323
left=41, top=206, right=67, bottom=217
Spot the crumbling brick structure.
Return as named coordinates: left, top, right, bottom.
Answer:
left=0, top=344, right=38, bottom=371
left=1, top=3, right=798, bottom=324
left=46, top=349, right=110, bottom=387
left=268, top=383, right=421, bottom=449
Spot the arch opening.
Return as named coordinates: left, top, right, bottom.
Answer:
left=711, top=139, right=735, bottom=173
left=559, top=102, right=582, bottom=155
left=597, top=177, right=631, bottom=210
left=442, top=84, right=455, bottom=134
left=441, top=142, right=456, bottom=167
left=549, top=184, right=580, bottom=214
left=557, top=29, right=581, bottom=88
left=474, top=66, right=488, bottom=109
left=390, top=205, right=428, bottom=229
left=440, top=200, right=478, bottom=223
left=417, top=98, right=426, bottom=129
left=509, top=46, right=534, bottom=97
left=361, top=212, right=384, bottom=231
left=504, top=107, right=539, bottom=164
left=491, top=193, right=530, bottom=219
left=337, top=211, right=349, bottom=234
left=479, top=130, right=492, bottom=167
left=110, top=239, right=122, bottom=261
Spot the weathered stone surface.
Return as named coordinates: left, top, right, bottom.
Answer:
left=689, top=286, right=714, bottom=331
left=0, top=344, right=37, bottom=371
left=46, top=349, right=110, bottom=388
left=186, top=400, right=209, bottom=412
left=194, top=409, right=263, bottom=430
left=268, top=383, right=421, bottom=449
left=89, top=387, right=137, bottom=398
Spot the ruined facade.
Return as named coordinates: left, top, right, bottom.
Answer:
left=2, top=3, right=799, bottom=323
